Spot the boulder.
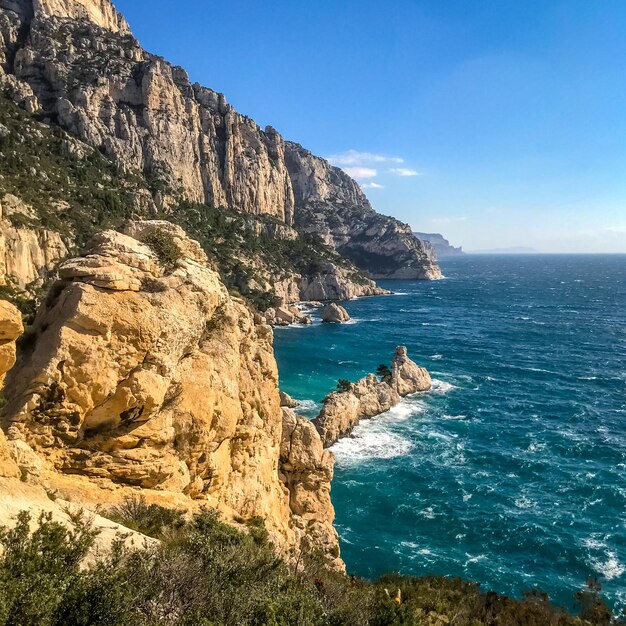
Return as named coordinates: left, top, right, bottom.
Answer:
left=321, top=302, right=350, bottom=323
left=279, top=391, right=298, bottom=409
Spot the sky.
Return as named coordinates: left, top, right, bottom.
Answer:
left=115, top=0, right=626, bottom=253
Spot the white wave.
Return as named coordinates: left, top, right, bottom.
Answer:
left=294, top=399, right=321, bottom=416
left=430, top=354, right=443, bottom=360
left=331, top=401, right=421, bottom=463
left=390, top=291, right=409, bottom=296
left=343, top=318, right=361, bottom=325
left=431, top=379, right=456, bottom=394
left=590, top=552, right=625, bottom=580
left=514, top=496, right=537, bottom=509
left=332, top=426, right=412, bottom=463
left=464, top=554, right=487, bottom=566
left=442, top=414, right=466, bottom=420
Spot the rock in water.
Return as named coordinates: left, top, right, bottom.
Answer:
left=390, top=345, right=432, bottom=395
left=314, top=347, right=432, bottom=447
left=321, top=302, right=350, bottom=323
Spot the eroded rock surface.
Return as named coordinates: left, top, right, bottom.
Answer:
left=314, top=347, right=432, bottom=447
left=2, top=221, right=340, bottom=565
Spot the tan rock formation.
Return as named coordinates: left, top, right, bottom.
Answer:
left=0, top=299, right=22, bottom=477
left=32, top=0, right=130, bottom=33
left=390, top=345, right=432, bottom=396
left=321, top=302, right=350, bottom=323
left=2, top=221, right=339, bottom=564
left=0, top=195, right=68, bottom=289
left=314, top=347, right=432, bottom=447
left=280, top=407, right=342, bottom=571
left=279, top=391, right=298, bottom=409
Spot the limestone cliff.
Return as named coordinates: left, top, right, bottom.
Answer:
left=414, top=232, right=464, bottom=258
left=0, top=194, right=68, bottom=289
left=314, top=347, right=432, bottom=447
left=286, top=143, right=442, bottom=279
left=2, top=221, right=340, bottom=566
left=0, top=0, right=441, bottom=282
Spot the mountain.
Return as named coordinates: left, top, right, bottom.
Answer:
left=0, top=0, right=440, bottom=308
left=414, top=232, right=464, bottom=258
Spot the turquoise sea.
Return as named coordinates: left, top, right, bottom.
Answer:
left=274, top=254, right=626, bottom=613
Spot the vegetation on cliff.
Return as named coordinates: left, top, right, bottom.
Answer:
left=0, top=501, right=619, bottom=626
left=0, top=94, right=369, bottom=310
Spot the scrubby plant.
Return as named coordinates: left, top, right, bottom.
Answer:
left=0, top=503, right=620, bottom=625
left=336, top=379, right=353, bottom=393
left=376, top=364, right=392, bottom=380
left=141, top=228, right=183, bottom=271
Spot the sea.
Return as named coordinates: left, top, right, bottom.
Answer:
left=273, top=254, right=626, bottom=613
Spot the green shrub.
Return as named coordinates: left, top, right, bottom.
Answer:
left=336, top=379, right=353, bottom=393
left=141, top=228, right=183, bottom=271
left=0, top=507, right=619, bottom=625
left=106, top=495, right=186, bottom=539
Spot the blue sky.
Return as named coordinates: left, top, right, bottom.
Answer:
left=115, top=0, right=626, bottom=252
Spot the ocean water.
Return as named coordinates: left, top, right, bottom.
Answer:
left=274, top=254, right=626, bottom=613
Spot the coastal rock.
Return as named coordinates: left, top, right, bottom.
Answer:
left=285, top=142, right=442, bottom=280
left=390, top=346, right=432, bottom=395
left=0, top=300, right=22, bottom=478
left=314, top=374, right=400, bottom=447
left=321, top=302, right=350, bottom=323
left=279, top=391, right=298, bottom=409
left=0, top=299, right=22, bottom=385
left=279, top=407, right=341, bottom=571
left=2, top=221, right=339, bottom=564
left=314, top=347, right=430, bottom=447
left=414, top=232, right=464, bottom=258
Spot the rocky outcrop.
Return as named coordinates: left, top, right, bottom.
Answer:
left=0, top=194, right=68, bottom=289
left=414, top=232, right=464, bottom=258
left=286, top=143, right=442, bottom=280
left=280, top=408, right=341, bottom=571
left=0, top=0, right=441, bottom=282
left=2, top=221, right=339, bottom=565
left=0, top=299, right=21, bottom=383
left=314, top=347, right=432, bottom=447
left=389, top=346, right=432, bottom=396
left=321, top=302, right=350, bottom=323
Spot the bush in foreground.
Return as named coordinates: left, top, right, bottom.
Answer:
left=0, top=502, right=620, bottom=626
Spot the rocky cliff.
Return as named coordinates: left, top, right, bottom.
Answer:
left=1, top=221, right=341, bottom=567
left=414, top=232, right=464, bottom=258
left=287, top=143, right=442, bottom=280
left=0, top=0, right=440, bottom=284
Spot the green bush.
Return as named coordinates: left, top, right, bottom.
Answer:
left=0, top=505, right=619, bottom=625
left=141, top=228, right=183, bottom=271
left=336, top=379, right=353, bottom=393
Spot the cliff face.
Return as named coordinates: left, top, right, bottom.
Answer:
left=0, top=0, right=441, bottom=282
left=2, top=221, right=340, bottom=567
left=0, top=195, right=68, bottom=289
left=414, top=232, right=464, bottom=258
left=286, top=143, right=442, bottom=280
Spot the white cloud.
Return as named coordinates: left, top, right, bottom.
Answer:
left=361, top=182, right=384, bottom=189
left=342, top=167, right=378, bottom=179
left=326, top=150, right=404, bottom=166
left=389, top=168, right=421, bottom=177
